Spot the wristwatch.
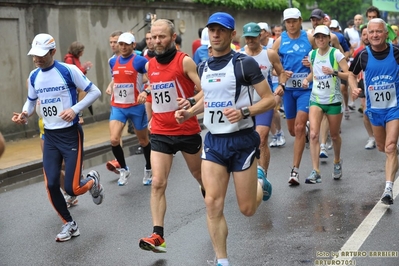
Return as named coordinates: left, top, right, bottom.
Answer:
left=240, top=107, right=250, bottom=119
left=187, top=97, right=196, bottom=107
left=333, top=70, right=339, bottom=77
left=144, top=88, right=151, bottom=95
left=278, top=83, right=286, bottom=90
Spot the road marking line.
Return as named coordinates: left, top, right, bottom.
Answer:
left=336, top=188, right=399, bottom=260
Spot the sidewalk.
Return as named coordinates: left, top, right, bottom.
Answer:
left=0, top=120, right=138, bottom=189
left=0, top=120, right=122, bottom=171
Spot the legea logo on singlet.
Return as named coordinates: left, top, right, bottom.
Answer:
left=368, top=84, right=395, bottom=91
left=205, top=101, right=233, bottom=108
left=41, top=97, right=61, bottom=104
left=152, top=82, right=175, bottom=90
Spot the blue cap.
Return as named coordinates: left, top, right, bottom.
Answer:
left=207, top=12, right=235, bottom=30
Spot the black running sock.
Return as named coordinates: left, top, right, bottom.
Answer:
left=143, top=142, right=151, bottom=170
left=153, top=226, right=164, bottom=238
left=111, top=144, right=127, bottom=169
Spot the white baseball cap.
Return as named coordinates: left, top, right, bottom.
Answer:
left=27, top=33, right=56, bottom=56
left=330, top=19, right=340, bottom=29
left=201, top=27, right=210, bottom=45
left=118, top=32, right=136, bottom=44
left=283, top=8, right=301, bottom=21
left=258, top=22, right=271, bottom=33
left=313, top=25, right=330, bottom=36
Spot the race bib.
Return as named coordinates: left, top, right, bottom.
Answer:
left=368, top=83, right=397, bottom=109
left=151, top=81, right=179, bottom=113
left=40, top=97, right=64, bottom=124
left=113, top=83, right=135, bottom=104
left=287, top=73, right=308, bottom=88
left=203, top=100, right=239, bottom=134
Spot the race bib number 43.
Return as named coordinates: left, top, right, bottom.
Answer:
left=114, top=83, right=135, bottom=104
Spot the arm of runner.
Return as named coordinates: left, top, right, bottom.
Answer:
left=178, top=56, right=203, bottom=110
left=268, top=49, right=286, bottom=96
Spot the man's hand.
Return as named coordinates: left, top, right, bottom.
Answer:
left=352, top=87, right=362, bottom=100
left=59, top=108, right=77, bottom=122
left=223, top=108, right=241, bottom=124
left=11, top=111, right=28, bottom=124
left=175, top=109, right=192, bottom=124
left=177, top=98, right=191, bottom=110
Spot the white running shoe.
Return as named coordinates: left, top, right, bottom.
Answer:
left=64, top=194, right=78, bottom=208
left=288, top=169, right=300, bottom=186
left=381, top=188, right=393, bottom=205
left=365, top=138, right=376, bottom=149
left=276, top=132, right=286, bottom=147
left=269, top=135, right=278, bottom=147
left=88, top=170, right=104, bottom=205
left=55, top=221, right=80, bottom=242
left=319, top=145, right=328, bottom=159
left=344, top=110, right=350, bottom=120
left=118, top=167, right=131, bottom=186
left=143, top=168, right=152, bottom=186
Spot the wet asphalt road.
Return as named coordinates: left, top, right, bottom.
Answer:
left=0, top=110, right=398, bottom=266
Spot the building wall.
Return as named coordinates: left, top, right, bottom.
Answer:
left=0, top=1, right=282, bottom=140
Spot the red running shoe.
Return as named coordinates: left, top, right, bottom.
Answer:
left=139, top=233, right=166, bottom=253
left=106, top=159, right=120, bottom=174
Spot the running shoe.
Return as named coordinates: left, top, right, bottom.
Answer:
left=288, top=169, right=300, bottom=186
left=305, top=170, right=322, bottom=184
left=365, top=138, right=376, bottom=149
left=143, top=168, right=152, bottom=186
left=88, top=170, right=104, bottom=205
left=65, top=195, right=78, bottom=208
left=257, top=166, right=272, bottom=201
left=319, top=145, right=328, bottom=159
left=348, top=104, right=356, bottom=111
left=381, top=188, right=394, bottom=205
left=139, top=233, right=167, bottom=253
left=332, top=160, right=342, bottom=180
left=118, top=167, right=130, bottom=186
left=269, top=135, right=278, bottom=147
left=106, top=159, right=121, bottom=174
left=344, top=110, right=350, bottom=120
left=55, top=221, right=80, bottom=242
left=276, top=132, right=286, bottom=147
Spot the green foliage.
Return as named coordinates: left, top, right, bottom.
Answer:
left=297, top=0, right=365, bottom=27
left=193, top=0, right=290, bottom=10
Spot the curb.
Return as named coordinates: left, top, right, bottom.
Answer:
left=0, top=135, right=138, bottom=189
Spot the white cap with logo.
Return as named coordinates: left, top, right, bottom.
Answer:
left=118, top=32, right=136, bottom=44
left=313, top=25, right=330, bottom=36
left=283, top=8, right=301, bottom=21
left=28, top=33, right=56, bottom=56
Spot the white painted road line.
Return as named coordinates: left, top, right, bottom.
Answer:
left=336, top=187, right=399, bottom=260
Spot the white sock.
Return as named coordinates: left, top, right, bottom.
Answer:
left=385, top=181, right=393, bottom=191
left=217, top=258, right=229, bottom=266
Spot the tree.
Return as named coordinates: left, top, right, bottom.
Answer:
left=297, top=0, right=368, bottom=29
